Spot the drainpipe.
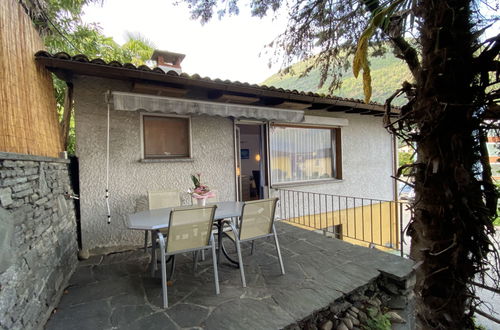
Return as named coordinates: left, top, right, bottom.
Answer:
left=233, top=119, right=240, bottom=201
left=392, top=133, right=398, bottom=202
left=265, top=122, right=271, bottom=199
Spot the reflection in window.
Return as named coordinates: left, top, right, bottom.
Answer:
left=270, top=126, right=337, bottom=183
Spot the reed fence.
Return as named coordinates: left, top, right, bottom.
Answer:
left=0, top=0, right=62, bottom=157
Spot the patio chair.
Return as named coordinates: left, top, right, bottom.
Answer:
left=223, top=198, right=285, bottom=287
left=191, top=190, right=219, bottom=261
left=155, top=205, right=220, bottom=308
left=144, top=191, right=181, bottom=251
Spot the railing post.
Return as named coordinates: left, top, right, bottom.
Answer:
left=400, top=202, right=404, bottom=257
left=274, top=188, right=404, bottom=254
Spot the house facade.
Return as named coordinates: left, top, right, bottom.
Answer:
left=36, top=51, right=398, bottom=255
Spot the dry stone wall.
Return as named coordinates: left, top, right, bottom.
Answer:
left=0, top=152, right=78, bottom=330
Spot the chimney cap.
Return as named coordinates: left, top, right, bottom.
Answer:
left=151, top=50, right=186, bottom=64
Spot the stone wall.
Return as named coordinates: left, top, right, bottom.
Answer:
left=286, top=272, right=416, bottom=330
left=0, top=152, right=78, bottom=330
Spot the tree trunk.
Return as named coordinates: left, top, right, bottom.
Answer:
left=409, top=0, right=487, bottom=328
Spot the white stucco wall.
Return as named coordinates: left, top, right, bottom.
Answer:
left=74, top=77, right=236, bottom=253
left=271, top=111, right=395, bottom=201
left=73, top=76, right=394, bottom=253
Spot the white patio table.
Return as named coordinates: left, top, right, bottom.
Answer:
left=128, top=201, right=244, bottom=274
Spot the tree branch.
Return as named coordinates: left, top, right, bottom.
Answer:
left=390, top=35, right=421, bottom=78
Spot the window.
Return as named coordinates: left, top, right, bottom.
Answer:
left=270, top=125, right=341, bottom=184
left=142, top=114, right=191, bottom=159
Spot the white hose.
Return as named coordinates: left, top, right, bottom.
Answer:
left=105, top=92, right=111, bottom=224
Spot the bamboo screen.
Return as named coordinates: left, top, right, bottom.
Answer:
left=0, top=0, right=63, bottom=157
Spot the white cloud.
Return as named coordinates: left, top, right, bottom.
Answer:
left=82, top=0, right=288, bottom=84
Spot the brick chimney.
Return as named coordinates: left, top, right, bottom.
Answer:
left=150, top=50, right=185, bottom=75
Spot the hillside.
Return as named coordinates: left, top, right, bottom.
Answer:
left=262, top=53, right=413, bottom=106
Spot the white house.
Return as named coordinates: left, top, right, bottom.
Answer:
left=36, top=50, right=398, bottom=255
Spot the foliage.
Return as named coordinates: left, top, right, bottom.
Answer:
left=262, top=52, right=412, bottom=106
left=362, top=310, right=391, bottom=330
left=183, top=0, right=500, bottom=328
left=22, top=0, right=154, bottom=154
left=398, top=151, right=412, bottom=166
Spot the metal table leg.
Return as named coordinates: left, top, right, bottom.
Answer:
left=216, top=220, right=239, bottom=267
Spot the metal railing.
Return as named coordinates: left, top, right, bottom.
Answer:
left=274, top=188, right=411, bottom=256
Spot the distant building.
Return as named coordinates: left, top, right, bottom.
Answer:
left=487, top=129, right=500, bottom=180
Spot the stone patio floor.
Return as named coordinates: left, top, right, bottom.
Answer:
left=45, top=222, right=414, bottom=330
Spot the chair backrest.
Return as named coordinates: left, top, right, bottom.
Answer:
left=148, top=191, right=181, bottom=210
left=191, top=189, right=218, bottom=205
left=239, top=198, right=278, bottom=240
left=166, top=205, right=217, bottom=253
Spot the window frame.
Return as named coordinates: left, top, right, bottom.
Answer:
left=140, top=113, right=192, bottom=160
left=269, top=123, right=342, bottom=186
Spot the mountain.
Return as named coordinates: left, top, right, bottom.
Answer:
left=262, top=53, right=413, bottom=106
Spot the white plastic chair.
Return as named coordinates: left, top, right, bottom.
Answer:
left=224, top=198, right=285, bottom=287
left=155, top=205, right=220, bottom=308
left=144, top=191, right=181, bottom=251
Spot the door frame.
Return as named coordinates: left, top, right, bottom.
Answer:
left=234, top=120, right=270, bottom=201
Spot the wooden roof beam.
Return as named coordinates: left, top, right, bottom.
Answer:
left=273, top=101, right=312, bottom=110
left=132, top=82, right=188, bottom=97
left=209, top=92, right=260, bottom=104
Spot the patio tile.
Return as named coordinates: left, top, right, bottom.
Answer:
left=45, top=298, right=112, bottom=330
left=60, top=276, right=140, bottom=306
left=110, top=305, right=156, bottom=328
left=110, top=291, right=148, bottom=307
left=203, top=298, right=292, bottom=330
left=119, top=312, right=179, bottom=330
left=45, top=222, right=414, bottom=329
left=166, top=303, right=210, bottom=328
left=67, top=265, right=95, bottom=287
left=272, top=286, right=341, bottom=321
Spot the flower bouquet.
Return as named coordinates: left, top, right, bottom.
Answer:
left=189, top=173, right=215, bottom=206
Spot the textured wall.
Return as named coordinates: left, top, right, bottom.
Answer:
left=74, top=76, right=393, bottom=253
left=272, top=111, right=395, bottom=201
left=74, top=77, right=236, bottom=254
left=0, top=153, right=78, bottom=330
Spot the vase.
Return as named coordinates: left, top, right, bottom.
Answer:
left=197, top=198, right=207, bottom=206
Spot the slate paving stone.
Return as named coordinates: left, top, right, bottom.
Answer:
left=110, top=291, right=148, bottom=307
left=110, top=304, right=156, bottom=328
left=60, top=277, right=139, bottom=306
left=166, top=303, right=210, bottom=328
left=119, top=312, right=179, bottom=330
left=203, top=298, right=292, bottom=330
left=272, top=287, right=341, bottom=321
left=184, top=283, right=244, bottom=307
left=45, top=222, right=414, bottom=330
left=68, top=265, right=95, bottom=287
left=45, top=298, right=112, bottom=330
left=92, top=262, right=131, bottom=281
left=143, top=276, right=197, bottom=308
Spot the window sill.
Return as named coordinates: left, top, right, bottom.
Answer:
left=140, top=158, right=195, bottom=163
left=271, top=178, right=343, bottom=188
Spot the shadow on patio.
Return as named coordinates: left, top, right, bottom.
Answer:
left=45, top=222, right=414, bottom=330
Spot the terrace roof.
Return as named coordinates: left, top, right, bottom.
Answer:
left=35, top=51, right=399, bottom=117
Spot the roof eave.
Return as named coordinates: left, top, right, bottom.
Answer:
left=36, top=56, right=391, bottom=114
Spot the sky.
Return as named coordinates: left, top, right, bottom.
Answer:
left=82, top=1, right=499, bottom=85
left=82, top=0, right=289, bottom=84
